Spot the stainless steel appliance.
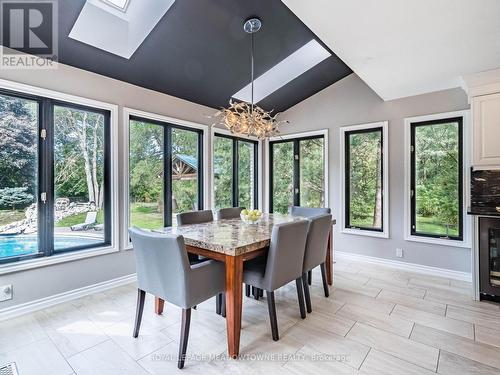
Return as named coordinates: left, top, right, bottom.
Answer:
left=479, top=217, right=500, bottom=301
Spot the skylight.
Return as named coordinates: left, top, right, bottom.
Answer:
left=70, top=0, right=175, bottom=59
left=232, top=39, right=331, bottom=104
left=100, top=0, right=130, bottom=12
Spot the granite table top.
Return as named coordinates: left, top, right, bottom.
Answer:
left=156, top=214, right=336, bottom=256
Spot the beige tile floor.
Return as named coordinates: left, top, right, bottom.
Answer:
left=2, top=258, right=500, bottom=375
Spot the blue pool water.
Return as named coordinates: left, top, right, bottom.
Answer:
left=0, top=235, right=102, bottom=258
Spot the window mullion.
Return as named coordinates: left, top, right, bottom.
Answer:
left=253, top=141, right=258, bottom=209
left=232, top=139, right=239, bottom=207
left=197, top=130, right=204, bottom=210
left=410, top=125, right=416, bottom=235
left=293, top=140, right=300, bottom=206
left=40, top=98, right=54, bottom=257
left=164, top=126, right=173, bottom=227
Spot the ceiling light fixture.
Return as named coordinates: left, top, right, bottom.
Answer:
left=211, top=18, right=288, bottom=139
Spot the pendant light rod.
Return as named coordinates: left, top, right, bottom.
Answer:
left=251, top=31, right=254, bottom=113
left=244, top=17, right=261, bottom=115
left=211, top=17, right=286, bottom=140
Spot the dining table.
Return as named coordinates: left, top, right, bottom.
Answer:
left=153, top=213, right=336, bottom=358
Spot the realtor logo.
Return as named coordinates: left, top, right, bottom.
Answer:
left=0, top=0, right=58, bottom=68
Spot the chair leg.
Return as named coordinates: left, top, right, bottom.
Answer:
left=320, top=262, right=330, bottom=297
left=259, top=288, right=264, bottom=298
left=295, top=278, right=306, bottom=319
left=133, top=289, right=146, bottom=338
left=302, top=273, right=312, bottom=313
left=221, top=293, right=226, bottom=317
left=266, top=290, right=279, bottom=341
left=178, top=308, right=191, bottom=369
left=308, top=270, right=312, bottom=285
left=253, top=286, right=260, bottom=301
left=216, top=293, right=222, bottom=315
left=245, top=284, right=251, bottom=297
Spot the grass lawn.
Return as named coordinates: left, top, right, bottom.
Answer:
left=350, top=214, right=458, bottom=237
left=0, top=210, right=26, bottom=226
left=130, top=202, right=163, bottom=229
left=56, top=203, right=164, bottom=230
left=56, top=210, right=105, bottom=227
left=350, top=216, right=376, bottom=229
left=416, top=216, right=458, bottom=237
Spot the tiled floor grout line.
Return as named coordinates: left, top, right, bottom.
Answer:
left=408, top=322, right=416, bottom=339
left=357, top=346, right=372, bottom=371
left=40, top=320, right=79, bottom=374
left=3, top=262, right=498, bottom=375
left=388, top=302, right=397, bottom=315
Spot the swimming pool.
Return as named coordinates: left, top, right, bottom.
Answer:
left=0, top=235, right=103, bottom=259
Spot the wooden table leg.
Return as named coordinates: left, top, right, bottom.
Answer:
left=155, top=297, right=164, bottom=315
left=225, top=254, right=244, bottom=358
left=325, top=227, right=333, bottom=286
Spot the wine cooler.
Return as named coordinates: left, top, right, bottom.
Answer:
left=479, top=217, right=500, bottom=301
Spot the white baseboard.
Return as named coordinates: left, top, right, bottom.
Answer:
left=0, top=274, right=137, bottom=321
left=336, top=251, right=472, bottom=282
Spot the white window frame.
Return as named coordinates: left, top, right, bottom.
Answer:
left=122, top=107, right=209, bottom=249
left=340, top=121, right=390, bottom=239
left=0, top=78, right=119, bottom=275
left=404, top=110, right=472, bottom=248
left=211, top=128, right=263, bottom=211
left=265, top=129, right=329, bottom=213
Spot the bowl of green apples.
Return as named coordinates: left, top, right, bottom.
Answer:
left=240, top=209, right=262, bottom=224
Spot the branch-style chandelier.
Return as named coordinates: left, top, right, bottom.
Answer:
left=211, top=17, right=288, bottom=139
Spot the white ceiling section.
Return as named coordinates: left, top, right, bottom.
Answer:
left=69, top=0, right=175, bottom=59
left=233, top=39, right=331, bottom=104
left=282, top=0, right=500, bottom=100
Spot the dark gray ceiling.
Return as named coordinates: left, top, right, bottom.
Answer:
left=54, top=0, right=352, bottom=112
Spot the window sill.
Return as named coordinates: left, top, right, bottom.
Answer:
left=341, top=228, right=389, bottom=239
left=0, top=245, right=119, bottom=275
left=405, top=234, right=471, bottom=248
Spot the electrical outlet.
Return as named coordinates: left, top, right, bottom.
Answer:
left=396, top=248, right=403, bottom=258
left=0, top=284, right=13, bottom=302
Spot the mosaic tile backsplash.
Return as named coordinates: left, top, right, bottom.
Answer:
left=471, top=169, right=500, bottom=214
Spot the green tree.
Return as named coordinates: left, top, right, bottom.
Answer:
left=0, top=187, right=34, bottom=210
left=0, top=94, right=38, bottom=195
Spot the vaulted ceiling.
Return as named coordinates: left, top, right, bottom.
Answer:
left=283, top=0, right=500, bottom=101
left=52, top=0, right=352, bottom=112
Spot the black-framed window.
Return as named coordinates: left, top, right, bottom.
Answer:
left=0, top=89, right=112, bottom=264
left=345, top=127, right=384, bottom=232
left=269, top=135, right=325, bottom=214
left=213, top=134, right=258, bottom=210
left=410, top=117, right=463, bottom=240
left=129, top=116, right=204, bottom=229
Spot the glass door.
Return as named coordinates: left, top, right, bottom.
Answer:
left=0, top=92, right=40, bottom=261
left=489, top=227, right=500, bottom=287
left=269, top=135, right=325, bottom=214
left=479, top=217, right=500, bottom=297
left=129, top=116, right=203, bottom=229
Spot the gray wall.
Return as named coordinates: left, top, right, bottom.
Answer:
left=276, top=73, right=471, bottom=273
left=0, top=62, right=215, bottom=309
left=0, top=64, right=471, bottom=311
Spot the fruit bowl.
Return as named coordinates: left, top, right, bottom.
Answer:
left=240, top=209, right=262, bottom=224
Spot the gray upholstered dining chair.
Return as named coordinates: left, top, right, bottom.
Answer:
left=290, top=206, right=331, bottom=284
left=176, top=209, right=214, bottom=225
left=175, top=209, right=225, bottom=316
left=301, top=214, right=333, bottom=313
left=216, top=207, right=244, bottom=220
left=290, top=206, right=331, bottom=217
left=243, top=220, right=310, bottom=341
left=129, top=228, right=225, bottom=369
